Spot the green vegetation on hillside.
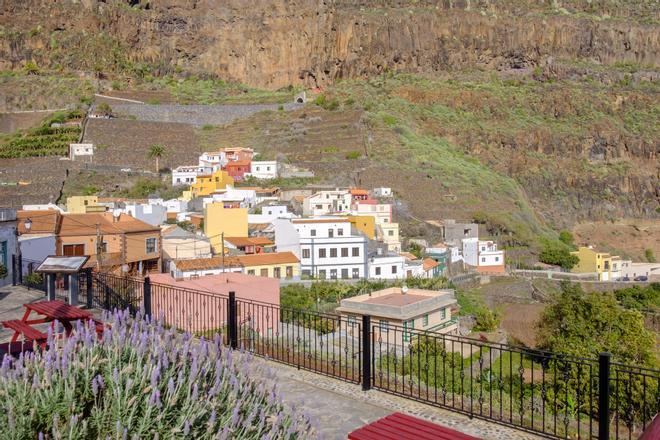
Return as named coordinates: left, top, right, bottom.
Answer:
left=0, top=110, right=82, bottom=158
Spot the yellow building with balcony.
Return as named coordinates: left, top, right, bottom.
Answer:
left=571, top=246, right=621, bottom=281
left=190, top=170, right=234, bottom=197
left=66, top=196, right=106, bottom=214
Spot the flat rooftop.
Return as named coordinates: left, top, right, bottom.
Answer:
left=363, top=293, right=429, bottom=307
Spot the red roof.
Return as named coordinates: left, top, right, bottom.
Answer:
left=226, top=160, right=251, bottom=167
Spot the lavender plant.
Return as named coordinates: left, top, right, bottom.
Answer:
left=0, top=310, right=316, bottom=439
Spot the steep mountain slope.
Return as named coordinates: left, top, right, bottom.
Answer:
left=0, top=0, right=657, bottom=89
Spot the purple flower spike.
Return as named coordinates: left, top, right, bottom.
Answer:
left=183, top=420, right=190, bottom=435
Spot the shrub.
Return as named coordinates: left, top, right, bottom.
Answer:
left=0, top=264, right=7, bottom=279
left=645, top=248, right=656, bottom=263
left=201, top=124, right=215, bottom=131
left=345, top=151, right=361, bottom=160
left=0, top=310, right=314, bottom=438
left=25, top=272, right=43, bottom=285
left=558, top=230, right=575, bottom=248
left=538, top=239, right=579, bottom=270
left=473, top=307, right=501, bottom=332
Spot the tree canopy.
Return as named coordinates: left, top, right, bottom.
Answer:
left=537, top=282, right=656, bottom=367
left=538, top=239, right=579, bottom=270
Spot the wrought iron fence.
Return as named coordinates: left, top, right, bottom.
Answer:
left=79, top=272, right=659, bottom=439
left=80, top=271, right=142, bottom=313
left=235, top=297, right=362, bottom=383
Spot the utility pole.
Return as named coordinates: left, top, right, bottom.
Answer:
left=221, top=232, right=225, bottom=273
left=96, top=223, right=103, bottom=271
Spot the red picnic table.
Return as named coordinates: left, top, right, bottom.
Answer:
left=1, top=300, right=99, bottom=357
left=348, top=412, right=481, bottom=440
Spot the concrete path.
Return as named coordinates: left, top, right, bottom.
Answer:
left=267, top=360, right=543, bottom=440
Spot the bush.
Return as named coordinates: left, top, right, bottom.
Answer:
left=645, top=248, right=656, bottom=263
left=345, top=151, right=361, bottom=160
left=558, top=230, right=575, bottom=248
left=0, top=310, right=314, bottom=438
left=0, top=264, right=7, bottom=279
left=473, top=307, right=501, bottom=332
left=25, top=272, right=43, bottom=285
left=538, top=239, right=579, bottom=270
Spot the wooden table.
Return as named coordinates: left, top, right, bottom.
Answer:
left=347, top=412, right=481, bottom=440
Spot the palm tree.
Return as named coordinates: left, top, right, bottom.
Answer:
left=148, top=144, right=166, bottom=174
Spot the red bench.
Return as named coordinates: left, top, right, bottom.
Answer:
left=348, top=412, right=481, bottom=440
left=0, top=341, right=36, bottom=357
left=3, top=319, right=48, bottom=344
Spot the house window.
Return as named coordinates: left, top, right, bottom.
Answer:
left=318, top=270, right=326, bottom=279
left=63, top=244, right=85, bottom=256
left=260, top=268, right=269, bottom=277
left=302, top=249, right=310, bottom=259
left=375, top=267, right=381, bottom=276
left=247, top=269, right=255, bottom=275
left=302, top=269, right=311, bottom=277
left=440, top=308, right=446, bottom=320
left=319, top=248, right=326, bottom=258
left=352, top=247, right=360, bottom=257
left=341, top=268, right=349, bottom=279
left=329, top=229, right=334, bottom=238
left=481, top=257, right=486, bottom=263
left=311, top=229, right=317, bottom=237
left=338, top=228, right=344, bottom=236
left=379, top=320, right=389, bottom=332
left=495, top=256, right=499, bottom=262
left=388, top=230, right=394, bottom=236
left=423, top=314, right=429, bottom=327
left=286, top=266, right=293, bottom=278
left=352, top=268, right=359, bottom=278
left=330, top=248, right=337, bottom=258
left=391, top=265, right=397, bottom=274
left=403, top=319, right=414, bottom=342
left=99, top=242, right=108, bottom=253
left=330, top=269, right=337, bottom=279
left=273, top=267, right=281, bottom=278
left=341, top=248, right=348, bottom=257
left=146, top=238, right=157, bottom=254
left=266, top=166, right=270, bottom=171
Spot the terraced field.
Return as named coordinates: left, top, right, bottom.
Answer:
left=0, top=157, right=73, bottom=207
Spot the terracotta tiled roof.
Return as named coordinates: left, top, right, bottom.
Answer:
left=58, top=212, right=159, bottom=236
left=423, top=258, right=440, bottom=271
left=225, top=236, right=274, bottom=247
left=399, top=252, right=419, bottom=261
left=173, top=256, right=241, bottom=271
left=226, top=160, right=251, bottom=167
left=235, top=252, right=299, bottom=266
left=349, top=188, right=369, bottom=196
left=18, top=210, right=60, bottom=234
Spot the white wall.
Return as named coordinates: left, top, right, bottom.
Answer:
left=19, top=235, right=56, bottom=263
left=248, top=161, right=278, bottom=179
left=369, top=255, right=406, bottom=279
left=462, top=238, right=479, bottom=266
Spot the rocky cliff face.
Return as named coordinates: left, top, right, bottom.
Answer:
left=1, top=0, right=658, bottom=89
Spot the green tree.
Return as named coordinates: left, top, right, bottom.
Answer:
left=558, top=230, right=575, bottom=248
left=645, top=248, right=656, bottom=263
left=148, top=144, right=166, bottom=173
left=408, top=242, right=423, bottom=259
left=537, top=282, right=655, bottom=366
left=538, top=240, right=579, bottom=270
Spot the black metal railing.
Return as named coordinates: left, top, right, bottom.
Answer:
left=80, top=271, right=142, bottom=313
left=81, top=272, right=659, bottom=439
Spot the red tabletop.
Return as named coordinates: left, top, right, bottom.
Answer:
left=348, top=412, right=481, bottom=440
left=24, top=300, right=92, bottom=321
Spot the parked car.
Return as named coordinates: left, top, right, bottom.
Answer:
left=621, top=276, right=631, bottom=282
left=634, top=275, right=649, bottom=282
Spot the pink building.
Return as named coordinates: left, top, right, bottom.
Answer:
left=148, top=273, right=280, bottom=336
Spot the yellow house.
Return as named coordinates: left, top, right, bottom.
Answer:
left=235, top=252, right=300, bottom=279
left=571, top=246, right=620, bottom=281
left=204, top=203, right=248, bottom=253
left=190, top=170, right=234, bottom=197
left=347, top=215, right=376, bottom=239
left=66, top=196, right=106, bottom=214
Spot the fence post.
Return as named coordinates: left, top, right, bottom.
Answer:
left=362, top=314, right=371, bottom=391
left=17, top=253, right=22, bottom=284
left=143, top=277, right=152, bottom=319
left=104, top=284, right=111, bottom=310
left=86, top=269, right=93, bottom=309
left=11, top=254, right=17, bottom=286
left=598, top=352, right=611, bottom=440
left=68, top=273, right=79, bottom=306
left=46, top=273, right=56, bottom=301
left=228, top=291, right=238, bottom=350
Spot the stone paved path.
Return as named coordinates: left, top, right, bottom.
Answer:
left=266, top=360, right=543, bottom=440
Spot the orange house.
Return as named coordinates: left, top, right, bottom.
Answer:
left=18, top=211, right=161, bottom=275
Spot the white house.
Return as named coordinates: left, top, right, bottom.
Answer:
left=247, top=161, right=278, bottom=180
left=123, top=203, right=167, bottom=226
left=373, top=187, right=392, bottom=197
left=275, top=218, right=368, bottom=279
left=302, top=190, right=352, bottom=216
left=69, top=143, right=94, bottom=161
left=172, top=165, right=213, bottom=186
left=198, top=152, right=227, bottom=170
left=248, top=205, right=294, bottom=224
left=462, top=238, right=505, bottom=274
left=368, top=251, right=406, bottom=280
left=202, top=188, right=257, bottom=209
left=21, top=203, right=64, bottom=212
